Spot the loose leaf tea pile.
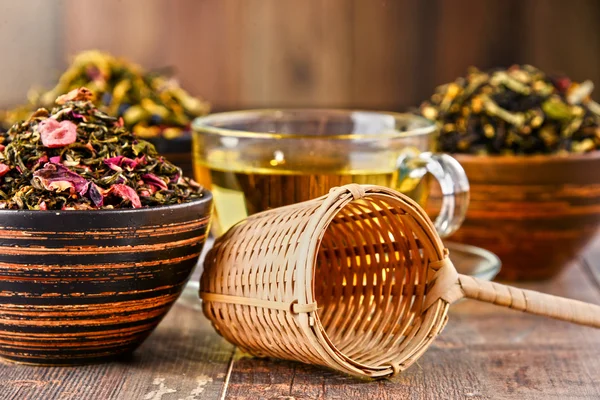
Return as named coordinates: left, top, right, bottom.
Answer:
left=0, top=88, right=203, bottom=210
left=419, top=65, right=600, bottom=155
left=0, top=50, right=210, bottom=139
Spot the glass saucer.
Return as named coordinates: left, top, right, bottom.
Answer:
left=176, top=239, right=501, bottom=309
left=178, top=280, right=203, bottom=310
left=446, top=241, right=501, bottom=281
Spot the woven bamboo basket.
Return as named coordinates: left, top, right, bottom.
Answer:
left=200, top=184, right=600, bottom=378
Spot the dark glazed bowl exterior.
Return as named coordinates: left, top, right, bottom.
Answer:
left=0, top=191, right=212, bottom=364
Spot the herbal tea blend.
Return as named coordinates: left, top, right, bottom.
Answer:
left=0, top=50, right=209, bottom=140
left=0, top=88, right=203, bottom=210
left=419, top=65, right=600, bottom=155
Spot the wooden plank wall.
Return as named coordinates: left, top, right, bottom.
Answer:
left=0, top=0, right=65, bottom=108
left=19, top=0, right=600, bottom=111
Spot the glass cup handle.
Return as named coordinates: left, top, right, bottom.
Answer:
left=396, top=152, right=470, bottom=238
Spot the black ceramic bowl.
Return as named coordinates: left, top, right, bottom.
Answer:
left=0, top=191, right=212, bottom=365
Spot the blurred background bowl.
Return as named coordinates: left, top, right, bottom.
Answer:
left=148, top=132, right=194, bottom=179
left=0, top=192, right=212, bottom=365
left=433, top=153, right=600, bottom=281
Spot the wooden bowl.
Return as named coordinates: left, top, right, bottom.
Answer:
left=0, top=192, right=212, bottom=365
left=433, top=152, right=600, bottom=281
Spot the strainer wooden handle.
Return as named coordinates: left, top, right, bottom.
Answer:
left=456, top=275, right=600, bottom=328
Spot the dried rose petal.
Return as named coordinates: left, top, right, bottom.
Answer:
left=104, top=156, right=138, bottom=171
left=120, top=157, right=138, bottom=169
left=0, top=164, right=10, bottom=177
left=135, top=155, right=147, bottom=166
left=56, top=87, right=94, bottom=105
left=39, top=119, right=78, bottom=148
left=104, top=156, right=124, bottom=172
left=106, top=184, right=141, bottom=208
left=50, top=156, right=61, bottom=163
left=71, top=111, right=87, bottom=121
left=33, top=163, right=90, bottom=196
left=88, top=183, right=105, bottom=207
left=142, top=173, right=168, bottom=190
left=104, top=156, right=124, bottom=166
left=39, top=201, right=47, bottom=211
left=33, top=155, right=49, bottom=170
left=0, top=145, right=5, bottom=152
left=551, top=75, right=572, bottom=93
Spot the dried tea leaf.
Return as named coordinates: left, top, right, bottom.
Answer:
left=419, top=65, right=600, bottom=155
left=0, top=87, right=203, bottom=210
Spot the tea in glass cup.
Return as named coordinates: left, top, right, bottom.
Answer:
left=192, top=110, right=469, bottom=237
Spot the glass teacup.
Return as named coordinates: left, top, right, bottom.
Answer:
left=192, top=109, right=469, bottom=237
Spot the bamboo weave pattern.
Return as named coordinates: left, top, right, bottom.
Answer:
left=201, top=184, right=453, bottom=378
left=201, top=183, right=600, bottom=378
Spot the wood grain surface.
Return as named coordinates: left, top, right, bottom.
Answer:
left=59, top=0, right=600, bottom=112
left=0, top=238, right=597, bottom=399
left=0, top=302, right=234, bottom=400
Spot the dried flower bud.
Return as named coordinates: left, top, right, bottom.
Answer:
left=56, top=87, right=95, bottom=105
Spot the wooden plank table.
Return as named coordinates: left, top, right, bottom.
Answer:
left=0, top=240, right=598, bottom=400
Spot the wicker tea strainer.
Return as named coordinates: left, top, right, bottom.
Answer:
left=200, top=184, right=600, bottom=378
